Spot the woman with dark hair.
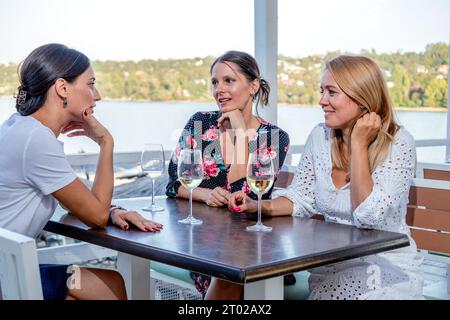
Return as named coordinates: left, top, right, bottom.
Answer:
left=165, top=50, right=290, bottom=297
left=0, top=43, right=163, bottom=300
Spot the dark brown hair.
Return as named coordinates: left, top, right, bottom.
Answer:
left=211, top=50, right=270, bottom=115
left=16, top=43, right=90, bottom=116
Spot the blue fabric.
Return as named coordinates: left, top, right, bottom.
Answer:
left=39, top=264, right=71, bottom=300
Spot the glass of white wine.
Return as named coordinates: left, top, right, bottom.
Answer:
left=177, top=149, right=204, bottom=225
left=246, top=152, right=274, bottom=232
left=141, top=143, right=165, bottom=212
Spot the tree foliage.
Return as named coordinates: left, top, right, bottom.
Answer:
left=0, top=43, right=447, bottom=108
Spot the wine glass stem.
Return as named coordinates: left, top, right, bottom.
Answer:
left=189, top=188, right=193, bottom=219
left=257, top=194, right=262, bottom=225
left=151, top=178, right=155, bottom=205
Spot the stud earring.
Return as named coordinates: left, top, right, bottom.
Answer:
left=63, top=98, right=68, bottom=108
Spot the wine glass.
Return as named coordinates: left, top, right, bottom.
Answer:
left=141, top=143, right=165, bottom=212
left=177, top=149, right=204, bottom=225
left=246, top=152, right=274, bottom=232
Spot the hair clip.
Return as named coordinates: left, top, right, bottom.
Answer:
left=15, top=89, right=27, bottom=105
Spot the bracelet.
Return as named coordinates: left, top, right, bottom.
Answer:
left=110, top=204, right=126, bottom=213
left=108, top=205, right=126, bottom=224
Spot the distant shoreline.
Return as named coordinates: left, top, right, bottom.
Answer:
left=1, top=96, right=447, bottom=112
left=279, top=103, right=447, bottom=113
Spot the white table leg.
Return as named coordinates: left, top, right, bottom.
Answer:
left=117, top=252, right=150, bottom=300
left=244, top=276, right=284, bottom=300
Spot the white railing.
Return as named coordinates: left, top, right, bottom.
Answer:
left=415, top=139, right=450, bottom=148
left=67, top=139, right=450, bottom=180
left=67, top=150, right=173, bottom=166
left=66, top=138, right=450, bottom=170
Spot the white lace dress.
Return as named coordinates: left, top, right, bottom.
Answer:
left=273, top=124, right=424, bottom=300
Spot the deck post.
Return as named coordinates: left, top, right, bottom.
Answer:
left=446, top=29, right=450, bottom=162
left=254, top=0, right=278, bottom=125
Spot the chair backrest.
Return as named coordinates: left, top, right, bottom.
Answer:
left=0, top=228, right=43, bottom=299
left=407, top=178, right=450, bottom=254
left=274, top=164, right=296, bottom=189
left=416, top=162, right=450, bottom=181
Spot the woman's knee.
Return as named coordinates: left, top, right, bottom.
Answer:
left=206, top=277, right=243, bottom=300
left=70, top=267, right=127, bottom=300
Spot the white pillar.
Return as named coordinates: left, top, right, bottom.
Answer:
left=254, top=0, right=278, bottom=124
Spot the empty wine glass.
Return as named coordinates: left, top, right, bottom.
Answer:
left=177, top=149, right=204, bottom=225
left=141, top=143, right=165, bottom=212
left=246, top=152, right=274, bottom=232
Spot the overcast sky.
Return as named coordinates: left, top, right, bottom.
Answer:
left=0, top=0, right=449, bottom=63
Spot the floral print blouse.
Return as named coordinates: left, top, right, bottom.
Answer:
left=166, top=111, right=290, bottom=200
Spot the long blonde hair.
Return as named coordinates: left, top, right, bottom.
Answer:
left=326, top=55, right=398, bottom=173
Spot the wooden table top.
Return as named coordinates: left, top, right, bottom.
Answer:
left=45, top=196, right=410, bottom=283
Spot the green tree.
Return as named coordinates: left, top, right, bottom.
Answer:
left=425, top=78, right=448, bottom=108
left=390, top=64, right=411, bottom=107
left=0, top=42, right=447, bottom=108
left=423, top=43, right=449, bottom=67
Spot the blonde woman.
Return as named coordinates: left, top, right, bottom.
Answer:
left=219, top=55, right=424, bottom=300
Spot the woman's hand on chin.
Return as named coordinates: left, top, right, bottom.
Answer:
left=218, top=109, right=246, bottom=131
left=61, top=109, right=113, bottom=146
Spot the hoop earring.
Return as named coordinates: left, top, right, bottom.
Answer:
left=63, top=98, right=68, bottom=108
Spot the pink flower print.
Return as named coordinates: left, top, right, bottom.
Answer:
left=259, top=153, right=271, bottom=164
left=257, top=146, right=277, bottom=163
left=203, top=157, right=219, bottom=179
left=260, top=119, right=271, bottom=126
left=266, top=146, right=277, bottom=160
left=284, top=144, right=290, bottom=153
left=202, top=126, right=219, bottom=141
left=201, top=111, right=213, bottom=115
left=261, top=146, right=276, bottom=159
left=187, top=136, right=197, bottom=148
left=255, top=142, right=267, bottom=155
left=242, top=181, right=250, bottom=194
left=256, top=172, right=269, bottom=177
left=226, top=182, right=231, bottom=192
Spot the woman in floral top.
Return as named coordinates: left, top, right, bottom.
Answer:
left=166, top=112, right=289, bottom=201
left=166, top=51, right=290, bottom=297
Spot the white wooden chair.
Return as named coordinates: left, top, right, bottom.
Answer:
left=408, top=178, right=450, bottom=297
left=0, top=227, right=43, bottom=300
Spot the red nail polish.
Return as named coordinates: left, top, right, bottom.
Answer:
left=235, top=207, right=241, bottom=212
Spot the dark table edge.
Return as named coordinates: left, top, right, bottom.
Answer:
left=44, top=221, right=410, bottom=284
left=244, top=235, right=410, bottom=282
